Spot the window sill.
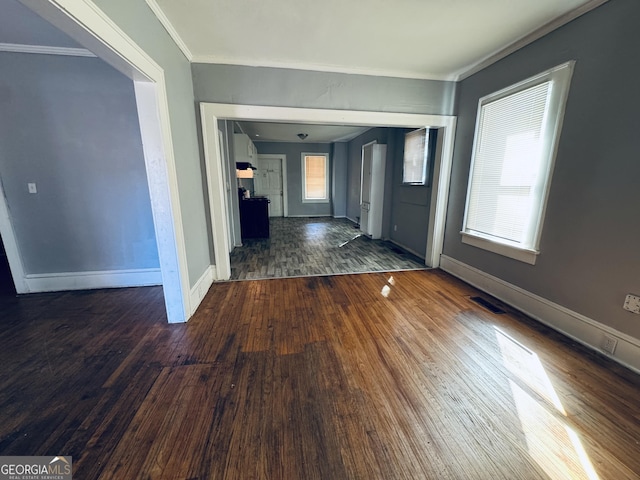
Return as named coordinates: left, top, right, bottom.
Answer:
left=460, top=232, right=539, bottom=265
left=302, top=199, right=329, bottom=204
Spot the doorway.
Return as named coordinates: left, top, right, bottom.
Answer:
left=255, top=155, right=287, bottom=217
left=201, top=103, right=457, bottom=280
left=0, top=234, right=15, bottom=296
left=6, top=0, right=191, bottom=322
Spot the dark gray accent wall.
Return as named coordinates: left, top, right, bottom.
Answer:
left=0, top=53, right=158, bottom=274
left=94, top=0, right=209, bottom=286
left=443, top=0, right=640, bottom=340
left=388, top=129, right=437, bottom=258
left=192, top=64, right=457, bottom=115
left=254, top=142, right=332, bottom=217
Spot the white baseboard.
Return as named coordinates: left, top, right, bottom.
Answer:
left=440, top=255, right=640, bottom=375
left=24, top=268, right=162, bottom=293
left=189, top=265, right=216, bottom=316
left=286, top=214, right=332, bottom=218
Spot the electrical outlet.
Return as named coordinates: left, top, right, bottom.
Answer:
left=623, top=294, right=640, bottom=314
left=394, top=225, right=397, bottom=232
left=601, top=334, right=618, bottom=355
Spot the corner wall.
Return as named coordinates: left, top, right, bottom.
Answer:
left=443, top=0, right=640, bottom=357
left=93, top=0, right=210, bottom=288
left=0, top=52, right=160, bottom=289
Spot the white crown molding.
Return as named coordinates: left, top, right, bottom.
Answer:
left=190, top=55, right=456, bottom=82
left=145, top=0, right=193, bottom=61
left=0, top=42, right=96, bottom=57
left=456, top=0, right=610, bottom=81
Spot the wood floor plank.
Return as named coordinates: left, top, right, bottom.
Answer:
left=1, top=270, right=639, bottom=479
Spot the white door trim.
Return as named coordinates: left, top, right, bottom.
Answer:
left=257, top=154, right=288, bottom=217
left=200, top=103, right=457, bottom=269
left=201, top=106, right=232, bottom=280
left=10, top=0, right=191, bottom=322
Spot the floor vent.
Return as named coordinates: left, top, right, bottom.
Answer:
left=470, top=296, right=505, bottom=314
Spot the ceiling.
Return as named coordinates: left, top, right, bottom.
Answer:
left=1, top=0, right=605, bottom=143
left=153, top=0, right=604, bottom=81
left=236, top=121, right=371, bottom=144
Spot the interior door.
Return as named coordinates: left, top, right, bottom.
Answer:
left=256, top=157, right=284, bottom=217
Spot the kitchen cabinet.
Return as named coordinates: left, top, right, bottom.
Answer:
left=233, top=133, right=257, bottom=164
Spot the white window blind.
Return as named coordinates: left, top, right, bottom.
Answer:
left=462, top=61, right=574, bottom=264
left=303, top=154, right=328, bottom=201
left=466, top=82, right=551, bottom=245
left=403, top=128, right=428, bottom=185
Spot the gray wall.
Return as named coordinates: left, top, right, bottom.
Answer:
left=254, top=142, right=333, bottom=217
left=93, top=0, right=210, bottom=286
left=331, top=142, right=348, bottom=218
left=388, top=129, right=437, bottom=258
left=443, top=0, right=640, bottom=340
left=192, top=64, right=456, bottom=115
left=0, top=53, right=158, bottom=273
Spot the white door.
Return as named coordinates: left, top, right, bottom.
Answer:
left=255, top=157, right=284, bottom=217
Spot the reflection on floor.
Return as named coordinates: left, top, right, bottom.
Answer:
left=230, top=217, right=426, bottom=280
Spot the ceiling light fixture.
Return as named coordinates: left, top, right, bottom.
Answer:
left=297, top=133, right=308, bottom=140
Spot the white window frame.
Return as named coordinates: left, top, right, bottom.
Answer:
left=461, top=61, right=575, bottom=265
left=402, top=128, right=430, bottom=185
left=301, top=152, right=329, bottom=203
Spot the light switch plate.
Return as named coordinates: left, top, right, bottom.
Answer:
left=27, top=183, right=37, bottom=194
left=623, top=294, right=640, bottom=314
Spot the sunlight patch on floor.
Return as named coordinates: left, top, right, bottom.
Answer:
left=495, top=327, right=599, bottom=480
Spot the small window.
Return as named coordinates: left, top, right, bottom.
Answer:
left=461, top=61, right=574, bottom=264
left=302, top=153, right=329, bottom=202
left=402, top=128, right=431, bottom=185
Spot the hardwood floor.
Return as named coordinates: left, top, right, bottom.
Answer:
left=1, top=270, right=639, bottom=479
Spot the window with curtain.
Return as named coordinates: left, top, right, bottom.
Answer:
left=461, top=61, right=574, bottom=264
left=403, top=128, right=430, bottom=185
left=302, top=153, right=329, bottom=202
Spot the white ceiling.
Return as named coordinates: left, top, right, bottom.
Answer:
left=236, top=121, right=371, bottom=144
left=0, top=0, right=605, bottom=143
left=152, top=0, right=604, bottom=81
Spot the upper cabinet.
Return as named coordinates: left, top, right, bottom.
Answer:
left=233, top=133, right=257, bottom=164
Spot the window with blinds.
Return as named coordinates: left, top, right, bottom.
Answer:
left=403, top=128, right=430, bottom=185
left=302, top=154, right=328, bottom=202
left=461, top=61, right=574, bottom=265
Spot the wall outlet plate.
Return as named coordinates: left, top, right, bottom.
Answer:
left=601, top=334, right=618, bottom=355
left=623, top=294, right=640, bottom=314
